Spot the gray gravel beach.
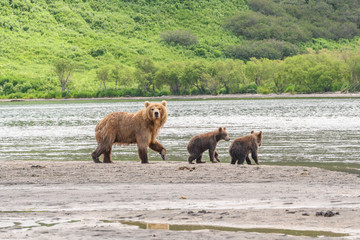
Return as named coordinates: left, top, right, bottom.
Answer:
left=1, top=161, right=360, bottom=239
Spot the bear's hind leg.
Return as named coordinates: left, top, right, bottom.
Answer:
left=91, top=152, right=101, bottom=163
left=92, top=135, right=115, bottom=163
left=196, top=154, right=205, bottom=164
left=103, top=147, right=113, bottom=163
left=188, top=154, right=198, bottom=164
left=237, top=155, right=246, bottom=165
left=92, top=145, right=105, bottom=163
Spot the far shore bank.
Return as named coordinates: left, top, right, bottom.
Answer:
left=1, top=92, right=360, bottom=102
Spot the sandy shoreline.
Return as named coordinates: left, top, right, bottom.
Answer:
left=1, top=92, right=360, bottom=102
left=1, top=161, right=360, bottom=239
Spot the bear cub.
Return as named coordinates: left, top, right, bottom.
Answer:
left=187, top=127, right=230, bottom=164
left=229, top=131, right=263, bottom=165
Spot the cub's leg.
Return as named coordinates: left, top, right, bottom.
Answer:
left=245, top=154, right=252, bottom=165
left=196, top=154, right=205, bottom=164
left=214, top=150, right=221, bottom=162
left=237, top=154, right=246, bottom=165
left=209, top=148, right=217, bottom=163
left=251, top=151, right=259, bottom=165
left=188, top=154, right=199, bottom=164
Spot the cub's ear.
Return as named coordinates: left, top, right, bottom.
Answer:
left=258, top=131, right=263, bottom=137
left=218, top=127, right=222, bottom=132
left=161, top=100, right=167, bottom=107
left=251, top=130, right=254, bottom=134
left=145, top=101, right=150, bottom=107
left=223, top=127, right=226, bottom=131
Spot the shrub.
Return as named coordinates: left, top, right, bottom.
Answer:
left=284, top=84, right=296, bottom=94
left=90, top=47, right=106, bottom=57
left=238, top=84, right=257, bottom=94
left=14, top=82, right=32, bottom=93
left=226, top=39, right=301, bottom=60
left=3, top=82, right=15, bottom=95
left=71, top=91, right=97, bottom=98
left=120, top=87, right=144, bottom=97
left=194, top=48, right=207, bottom=57
left=96, top=89, right=118, bottom=97
left=160, top=30, right=198, bottom=46
left=257, top=86, right=272, bottom=94
left=224, top=1, right=360, bottom=43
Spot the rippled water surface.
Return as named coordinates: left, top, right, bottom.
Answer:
left=1, top=99, right=359, bottom=168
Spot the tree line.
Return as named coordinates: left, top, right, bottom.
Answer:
left=0, top=46, right=359, bottom=99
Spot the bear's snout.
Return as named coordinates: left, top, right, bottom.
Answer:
left=154, top=111, right=160, bottom=118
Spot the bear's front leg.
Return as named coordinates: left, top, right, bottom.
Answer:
left=245, top=155, right=252, bottom=165
left=209, top=148, right=217, bottom=163
left=149, top=140, right=166, bottom=161
left=214, top=150, right=220, bottom=162
left=251, top=151, right=259, bottom=165
left=137, top=144, right=149, bottom=164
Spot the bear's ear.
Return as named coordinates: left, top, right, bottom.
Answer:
left=145, top=101, right=150, bottom=108
left=161, top=100, right=167, bottom=107
left=223, top=127, right=226, bottom=131
left=251, top=130, right=254, bottom=134
left=258, top=131, right=262, bottom=137
left=218, top=127, right=223, bottom=132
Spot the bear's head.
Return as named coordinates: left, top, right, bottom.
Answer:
left=218, top=127, right=230, bottom=141
left=251, top=130, right=263, bottom=146
left=144, top=100, right=168, bottom=124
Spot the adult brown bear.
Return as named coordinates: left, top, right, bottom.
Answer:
left=229, top=131, right=263, bottom=165
left=91, top=101, right=167, bottom=164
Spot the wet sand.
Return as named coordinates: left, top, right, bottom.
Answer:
left=1, top=161, right=360, bottom=239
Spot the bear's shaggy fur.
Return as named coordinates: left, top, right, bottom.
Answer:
left=229, top=131, right=263, bottom=165
left=91, top=101, right=167, bottom=164
left=187, top=127, right=230, bottom=164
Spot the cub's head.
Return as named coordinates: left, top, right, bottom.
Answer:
left=251, top=130, right=263, bottom=146
left=218, top=127, right=230, bottom=141
left=144, top=100, right=168, bottom=123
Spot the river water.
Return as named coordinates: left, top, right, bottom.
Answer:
left=0, top=98, right=359, bottom=171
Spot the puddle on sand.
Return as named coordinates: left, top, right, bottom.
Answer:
left=265, top=161, right=360, bottom=177
left=0, top=220, right=81, bottom=230
left=103, top=220, right=348, bottom=238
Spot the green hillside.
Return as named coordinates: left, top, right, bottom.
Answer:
left=0, top=0, right=359, bottom=98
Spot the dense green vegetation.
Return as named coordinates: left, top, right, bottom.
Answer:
left=224, top=0, right=360, bottom=60
left=0, top=0, right=359, bottom=99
